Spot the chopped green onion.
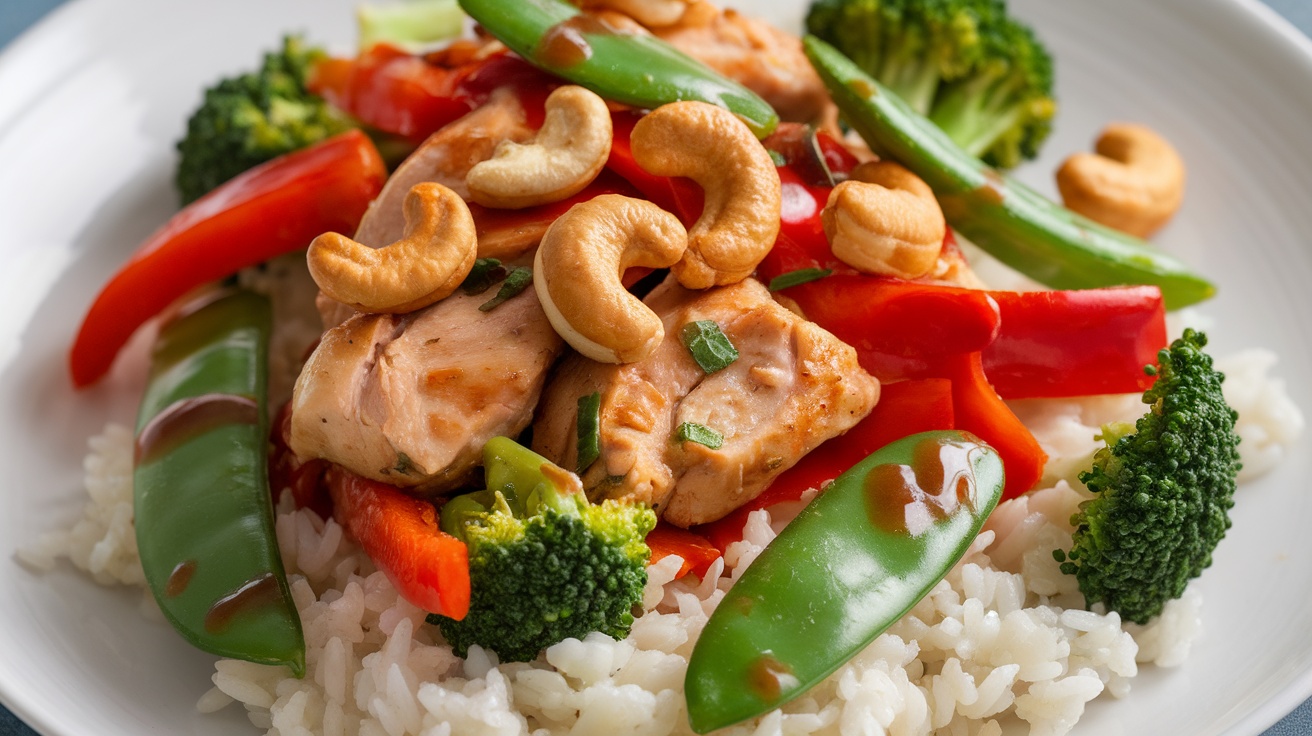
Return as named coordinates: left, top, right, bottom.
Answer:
left=479, top=267, right=533, bottom=312
left=676, top=422, right=724, bottom=450
left=576, top=392, right=602, bottom=473
left=768, top=268, right=833, bottom=291
left=767, top=149, right=787, bottom=167
left=462, top=258, right=507, bottom=296
left=681, top=320, right=738, bottom=374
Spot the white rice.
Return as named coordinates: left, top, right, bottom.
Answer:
left=17, top=255, right=1306, bottom=735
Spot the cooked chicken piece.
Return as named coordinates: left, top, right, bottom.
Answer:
left=533, top=276, right=879, bottom=527
left=654, top=5, right=829, bottom=123
left=290, top=286, right=565, bottom=493
left=353, top=88, right=536, bottom=250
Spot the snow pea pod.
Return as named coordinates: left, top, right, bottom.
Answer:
left=458, top=0, right=778, bottom=138
left=684, top=430, right=1003, bottom=733
left=133, top=289, right=305, bottom=675
left=803, top=36, right=1215, bottom=310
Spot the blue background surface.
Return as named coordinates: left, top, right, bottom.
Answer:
left=1, top=1, right=1310, bottom=735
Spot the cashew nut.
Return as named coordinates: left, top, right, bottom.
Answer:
left=308, top=182, right=477, bottom=314
left=534, top=194, right=688, bottom=363
left=579, top=0, right=690, bottom=27
left=465, top=85, right=613, bottom=210
left=822, top=160, right=946, bottom=279
left=629, top=101, right=781, bottom=289
left=1055, top=123, right=1185, bottom=238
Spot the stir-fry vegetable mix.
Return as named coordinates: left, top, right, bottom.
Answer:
left=64, top=0, right=1247, bottom=729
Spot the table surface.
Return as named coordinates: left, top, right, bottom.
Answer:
left=2, top=1, right=1311, bottom=735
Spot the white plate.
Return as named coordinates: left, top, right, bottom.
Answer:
left=2, top=0, right=1311, bottom=734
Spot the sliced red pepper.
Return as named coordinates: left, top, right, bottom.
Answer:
left=646, top=522, right=722, bottom=579
left=983, top=286, right=1166, bottom=398
left=311, top=44, right=478, bottom=142
left=69, top=130, right=387, bottom=388
left=606, top=110, right=704, bottom=226
left=697, top=378, right=955, bottom=551
left=326, top=467, right=470, bottom=619
left=311, top=46, right=561, bottom=142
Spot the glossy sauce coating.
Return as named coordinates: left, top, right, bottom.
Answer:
left=865, top=435, right=981, bottom=536
left=135, top=393, right=260, bottom=465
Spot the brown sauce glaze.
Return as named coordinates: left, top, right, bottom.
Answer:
left=165, top=559, right=197, bottom=598
left=536, top=14, right=626, bottom=67
left=747, top=653, right=799, bottom=702
left=135, top=394, right=260, bottom=466
left=849, top=79, right=877, bottom=99
left=976, top=170, right=1007, bottom=207
left=864, top=436, right=980, bottom=536
left=204, top=573, right=283, bottom=634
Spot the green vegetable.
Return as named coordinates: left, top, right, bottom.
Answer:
left=461, top=258, right=508, bottom=295
left=457, top=0, right=779, bottom=137
left=429, top=437, right=656, bottom=662
left=803, top=35, right=1216, bottom=309
left=768, top=267, right=833, bottom=291
left=175, top=36, right=355, bottom=204
left=680, top=320, right=739, bottom=374
left=357, top=0, right=465, bottom=52
left=576, top=392, right=602, bottom=473
left=133, top=290, right=304, bottom=675
left=806, top=0, right=1055, bottom=168
left=676, top=422, right=724, bottom=450
left=478, top=266, right=533, bottom=312
left=1056, top=330, right=1241, bottom=624
left=684, top=430, right=1003, bottom=733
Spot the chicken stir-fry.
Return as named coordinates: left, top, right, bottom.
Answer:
left=533, top=276, right=879, bottom=526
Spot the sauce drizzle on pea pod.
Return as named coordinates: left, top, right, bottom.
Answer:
left=684, top=430, right=1004, bottom=733
left=133, top=289, right=305, bottom=675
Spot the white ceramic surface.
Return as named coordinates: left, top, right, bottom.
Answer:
left=1, top=0, right=1311, bottom=734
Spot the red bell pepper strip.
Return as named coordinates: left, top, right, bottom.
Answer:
left=606, top=111, right=704, bottom=226
left=983, top=286, right=1166, bottom=398
left=646, top=522, right=723, bottom=580
left=311, top=46, right=561, bottom=142
left=697, top=378, right=956, bottom=551
left=69, top=130, right=387, bottom=388
left=326, top=467, right=470, bottom=619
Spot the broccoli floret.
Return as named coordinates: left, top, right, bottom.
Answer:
left=427, top=437, right=656, bottom=663
left=805, top=0, right=1056, bottom=168
left=174, top=36, right=354, bottom=204
left=1056, top=330, right=1241, bottom=624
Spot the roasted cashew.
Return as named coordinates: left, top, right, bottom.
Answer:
left=1055, top=123, right=1185, bottom=238
left=465, top=85, right=613, bottom=210
left=308, top=182, right=477, bottom=314
left=822, top=160, right=946, bottom=279
left=534, top=194, right=688, bottom=363
left=579, top=0, right=690, bottom=27
left=630, top=101, right=781, bottom=289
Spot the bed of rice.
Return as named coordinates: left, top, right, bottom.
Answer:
left=16, top=257, right=1306, bottom=736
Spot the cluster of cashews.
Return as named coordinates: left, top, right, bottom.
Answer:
left=307, top=85, right=616, bottom=315
left=1056, top=123, right=1185, bottom=238
left=534, top=100, right=782, bottom=364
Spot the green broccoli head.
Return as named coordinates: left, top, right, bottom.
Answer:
left=174, top=36, right=354, bottom=204
left=805, top=0, right=1054, bottom=168
left=428, top=438, right=656, bottom=663
left=1057, top=330, right=1241, bottom=624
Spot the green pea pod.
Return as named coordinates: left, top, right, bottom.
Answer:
left=684, top=430, right=1004, bottom=733
left=133, top=290, right=305, bottom=676
left=458, top=0, right=779, bottom=138
left=803, top=36, right=1215, bottom=310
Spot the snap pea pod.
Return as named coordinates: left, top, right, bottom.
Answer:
left=133, top=290, right=305, bottom=675
left=684, top=430, right=1003, bottom=733
left=803, top=36, right=1215, bottom=310
left=457, top=0, right=778, bottom=138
